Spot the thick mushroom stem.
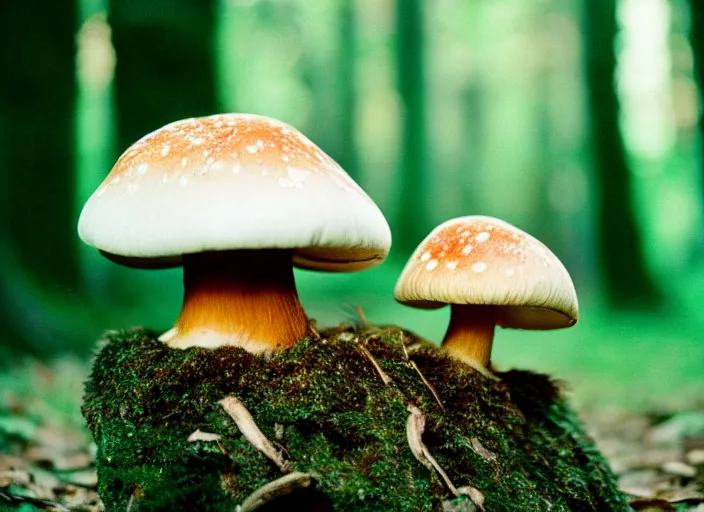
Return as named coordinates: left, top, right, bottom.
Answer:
left=159, top=249, right=308, bottom=352
left=442, top=304, right=497, bottom=371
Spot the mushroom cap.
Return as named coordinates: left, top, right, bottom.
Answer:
left=394, top=216, right=579, bottom=330
left=78, top=113, right=392, bottom=271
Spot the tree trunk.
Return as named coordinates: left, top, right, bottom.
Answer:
left=689, top=0, right=704, bottom=236
left=0, top=1, right=79, bottom=289
left=395, top=0, right=430, bottom=255
left=583, top=0, right=663, bottom=308
left=337, top=0, right=359, bottom=181
left=110, top=0, right=218, bottom=154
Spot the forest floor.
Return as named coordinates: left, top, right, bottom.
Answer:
left=0, top=356, right=703, bottom=511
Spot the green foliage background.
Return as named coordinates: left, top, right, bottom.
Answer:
left=0, top=0, right=703, bottom=412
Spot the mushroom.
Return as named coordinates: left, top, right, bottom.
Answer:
left=78, top=113, right=391, bottom=352
left=394, top=215, right=578, bottom=373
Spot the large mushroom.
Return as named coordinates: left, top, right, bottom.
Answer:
left=79, top=113, right=391, bottom=352
left=394, top=215, right=578, bottom=373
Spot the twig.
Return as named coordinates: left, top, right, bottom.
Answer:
left=239, top=472, right=319, bottom=512
left=406, top=406, right=485, bottom=510
left=126, top=485, right=143, bottom=512
left=408, top=360, right=444, bottom=410
left=406, top=405, right=459, bottom=495
left=187, top=429, right=227, bottom=455
left=355, top=305, right=371, bottom=328
left=219, top=396, right=290, bottom=473
left=356, top=343, right=392, bottom=385
left=308, top=319, right=321, bottom=340
left=397, top=332, right=444, bottom=410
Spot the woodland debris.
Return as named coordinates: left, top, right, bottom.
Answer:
left=406, top=405, right=485, bottom=510
left=187, top=429, right=227, bottom=454
left=219, top=395, right=290, bottom=473
left=238, top=471, right=320, bottom=512
left=397, top=332, right=444, bottom=409
left=456, top=486, right=486, bottom=511
left=686, top=449, right=704, bottom=466
left=469, top=437, right=498, bottom=464
left=355, top=305, right=371, bottom=329
left=662, top=461, right=697, bottom=478
left=356, top=342, right=392, bottom=385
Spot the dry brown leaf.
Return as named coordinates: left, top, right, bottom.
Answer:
left=219, top=395, right=290, bottom=472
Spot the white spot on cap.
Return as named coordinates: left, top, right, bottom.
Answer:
left=246, top=145, right=259, bottom=154
left=505, top=268, right=515, bottom=277
left=277, top=177, right=294, bottom=188
left=181, top=158, right=188, bottom=168
left=472, top=262, right=488, bottom=273
left=210, top=161, right=226, bottom=173
left=420, top=252, right=431, bottom=262
left=462, top=244, right=473, bottom=255
left=161, top=144, right=171, bottom=156
left=136, top=163, right=149, bottom=175
left=191, top=137, right=204, bottom=145
left=281, top=128, right=290, bottom=135
left=476, top=232, right=490, bottom=243
left=110, top=176, right=121, bottom=185
left=426, top=259, right=438, bottom=271
left=287, top=167, right=309, bottom=184
left=282, top=154, right=289, bottom=163
left=179, top=175, right=189, bottom=186
left=256, top=139, right=264, bottom=149
left=445, top=261, right=458, bottom=270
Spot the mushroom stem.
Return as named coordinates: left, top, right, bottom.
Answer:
left=159, top=250, right=308, bottom=352
left=442, top=304, right=497, bottom=370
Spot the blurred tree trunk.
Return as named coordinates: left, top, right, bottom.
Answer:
left=583, top=0, right=663, bottom=308
left=110, top=0, right=218, bottom=154
left=0, top=2, right=79, bottom=289
left=689, top=0, right=704, bottom=218
left=395, top=0, right=429, bottom=254
left=337, top=0, right=359, bottom=181
left=0, top=1, right=78, bottom=352
left=459, top=80, right=484, bottom=210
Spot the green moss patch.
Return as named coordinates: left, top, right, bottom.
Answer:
left=83, top=326, right=629, bottom=511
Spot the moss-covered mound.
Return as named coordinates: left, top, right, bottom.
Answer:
left=83, top=326, right=628, bottom=511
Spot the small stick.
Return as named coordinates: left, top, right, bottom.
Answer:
left=356, top=343, right=392, bottom=385
left=396, top=333, right=444, bottom=410
left=239, top=472, right=319, bottom=512
left=308, top=319, right=321, bottom=340
left=355, top=305, right=370, bottom=328
left=219, top=396, right=290, bottom=473
left=187, top=429, right=227, bottom=455
left=408, top=360, right=444, bottom=410
left=126, top=485, right=143, bottom=512
left=406, top=406, right=485, bottom=511
left=406, top=405, right=459, bottom=495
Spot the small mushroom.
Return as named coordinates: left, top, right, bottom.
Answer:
left=79, top=113, right=391, bottom=352
left=394, top=216, right=578, bottom=372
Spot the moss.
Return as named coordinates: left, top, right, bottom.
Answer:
left=83, top=327, right=629, bottom=511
